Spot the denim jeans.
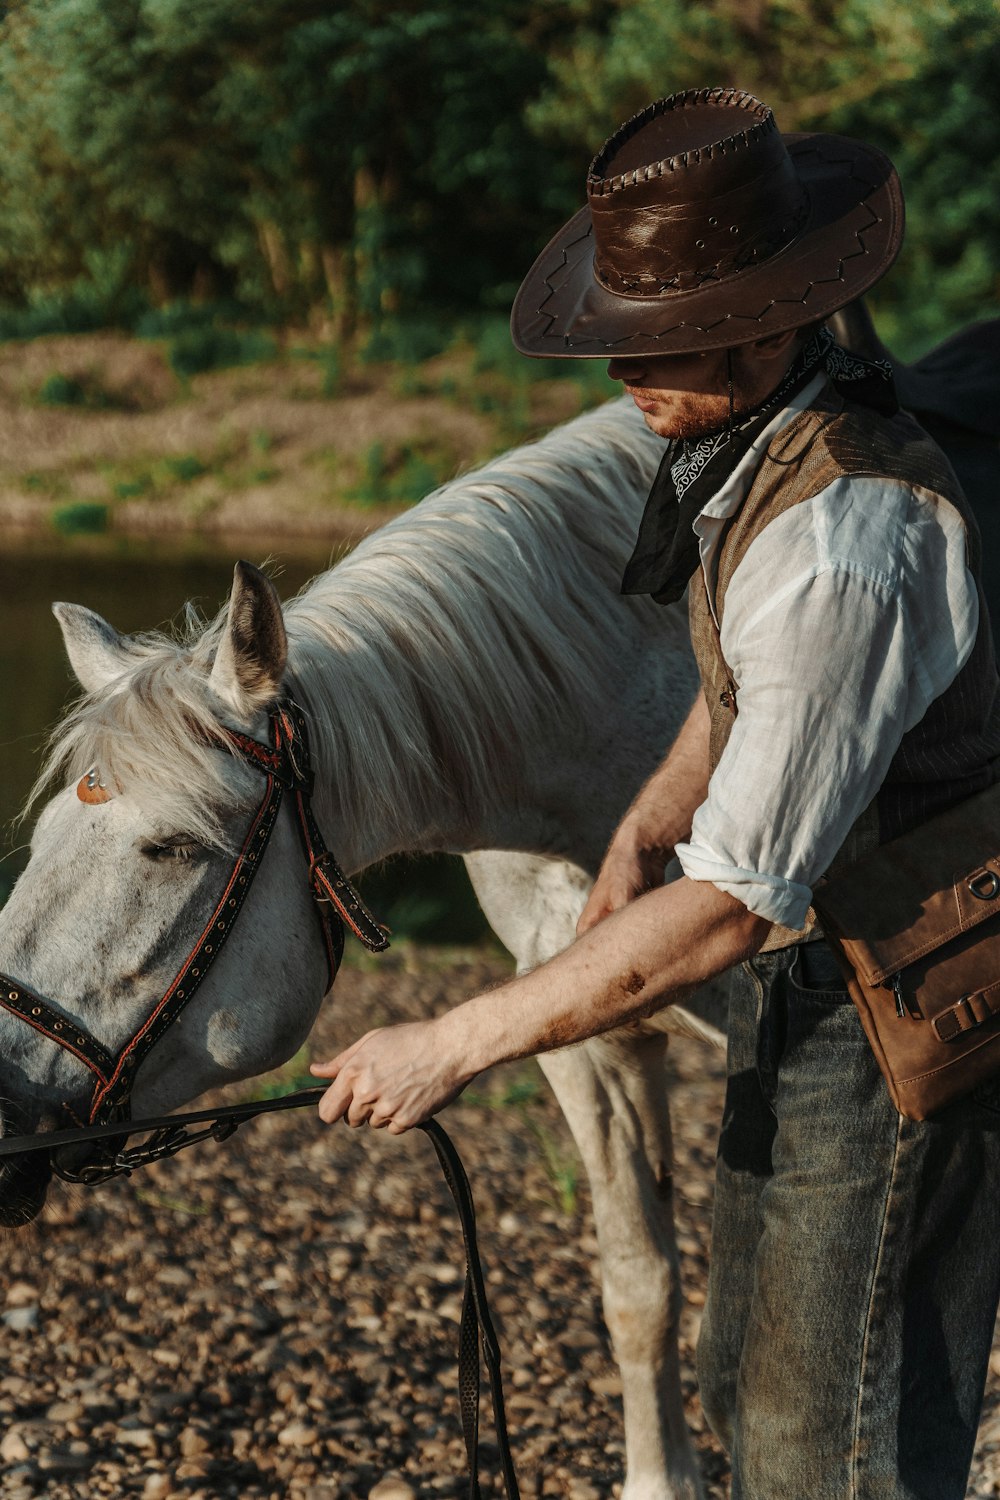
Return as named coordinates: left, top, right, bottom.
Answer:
left=697, top=942, right=1000, bottom=1500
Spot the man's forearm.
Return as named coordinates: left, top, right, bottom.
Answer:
left=441, top=875, right=769, bottom=1076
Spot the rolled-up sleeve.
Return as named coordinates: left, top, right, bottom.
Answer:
left=675, top=477, right=979, bottom=928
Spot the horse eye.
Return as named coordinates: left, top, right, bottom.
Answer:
left=141, top=840, right=199, bottom=862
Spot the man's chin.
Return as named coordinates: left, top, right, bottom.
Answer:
left=630, top=392, right=732, bottom=442
left=641, top=409, right=728, bottom=442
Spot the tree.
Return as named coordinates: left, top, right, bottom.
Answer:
left=530, top=0, right=1000, bottom=354
left=0, top=0, right=578, bottom=333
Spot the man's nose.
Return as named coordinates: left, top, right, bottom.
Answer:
left=607, top=358, right=648, bottom=384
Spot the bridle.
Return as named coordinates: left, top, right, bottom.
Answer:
left=0, top=698, right=388, bottom=1153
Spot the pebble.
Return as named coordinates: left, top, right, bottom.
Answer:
left=141, top=1476, right=172, bottom=1500
left=4, top=1283, right=38, bottom=1308
left=45, top=1399, right=85, bottom=1422
left=278, top=1420, right=318, bottom=1447
left=368, top=1476, right=417, bottom=1500
left=2, top=1307, right=38, bottom=1332
left=115, top=1426, right=157, bottom=1451
left=178, top=1426, right=210, bottom=1458
left=0, top=1430, right=30, bottom=1462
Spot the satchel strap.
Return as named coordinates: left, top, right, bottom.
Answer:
left=933, top=982, right=1000, bottom=1042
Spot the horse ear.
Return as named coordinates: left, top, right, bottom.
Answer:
left=52, top=603, right=134, bottom=693
left=209, top=561, right=287, bottom=717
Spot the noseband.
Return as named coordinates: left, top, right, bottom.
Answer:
left=0, top=700, right=388, bottom=1137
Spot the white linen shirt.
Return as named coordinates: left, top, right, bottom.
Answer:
left=674, top=372, right=980, bottom=930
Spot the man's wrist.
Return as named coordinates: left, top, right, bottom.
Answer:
left=436, top=1002, right=499, bottom=1084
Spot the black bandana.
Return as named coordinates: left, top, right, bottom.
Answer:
left=620, top=326, right=898, bottom=605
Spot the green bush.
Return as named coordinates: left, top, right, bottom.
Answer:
left=320, top=345, right=342, bottom=397
left=350, top=439, right=454, bottom=508
left=469, top=314, right=619, bottom=392
left=163, top=453, right=208, bottom=483
left=167, top=326, right=277, bottom=378
left=352, top=440, right=387, bottom=506
left=51, top=501, right=109, bottom=535
left=113, top=475, right=152, bottom=500
left=37, top=369, right=133, bottom=411
left=0, top=282, right=145, bottom=342
left=392, top=451, right=445, bottom=503
left=38, top=373, right=88, bottom=406
left=133, top=299, right=254, bottom=339
left=362, top=317, right=454, bottom=366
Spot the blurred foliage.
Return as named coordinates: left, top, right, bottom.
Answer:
left=0, top=0, right=576, bottom=338
left=167, top=325, right=277, bottom=377
left=0, top=0, right=994, bottom=358
left=50, top=500, right=109, bottom=534
left=531, top=0, right=1000, bottom=356
left=348, top=437, right=458, bottom=508
left=37, top=369, right=123, bottom=409
left=357, top=853, right=492, bottom=945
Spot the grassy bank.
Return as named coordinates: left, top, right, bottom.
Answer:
left=0, top=315, right=616, bottom=545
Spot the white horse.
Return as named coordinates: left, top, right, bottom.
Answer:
left=0, top=395, right=712, bottom=1500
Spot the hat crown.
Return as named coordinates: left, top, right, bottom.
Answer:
left=590, top=88, right=775, bottom=189
left=586, top=88, right=809, bottom=297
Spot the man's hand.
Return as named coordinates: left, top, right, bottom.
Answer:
left=310, top=1020, right=474, bottom=1134
left=577, top=815, right=671, bottom=935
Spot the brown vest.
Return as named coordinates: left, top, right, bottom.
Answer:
left=689, top=384, right=1000, bottom=949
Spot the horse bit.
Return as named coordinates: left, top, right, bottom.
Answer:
left=0, top=698, right=521, bottom=1499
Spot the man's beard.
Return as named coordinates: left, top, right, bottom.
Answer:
left=632, top=388, right=753, bottom=441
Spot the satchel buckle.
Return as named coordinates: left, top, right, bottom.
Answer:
left=967, top=869, right=1000, bottom=901
left=933, top=988, right=1000, bottom=1042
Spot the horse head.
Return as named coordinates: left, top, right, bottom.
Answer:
left=0, top=562, right=340, bottom=1225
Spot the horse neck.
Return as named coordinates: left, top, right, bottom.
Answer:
left=283, top=623, right=543, bottom=874
left=278, top=399, right=672, bottom=874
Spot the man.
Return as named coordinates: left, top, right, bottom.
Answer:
left=312, top=88, right=1000, bottom=1497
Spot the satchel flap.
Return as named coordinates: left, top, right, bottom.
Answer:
left=813, top=783, right=1000, bottom=986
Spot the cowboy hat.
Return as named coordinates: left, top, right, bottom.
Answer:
left=511, top=87, right=904, bottom=358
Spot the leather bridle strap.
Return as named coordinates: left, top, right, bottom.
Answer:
left=0, top=700, right=388, bottom=1126
left=90, top=768, right=286, bottom=1122
left=0, top=977, right=115, bottom=1091
left=271, top=703, right=388, bottom=952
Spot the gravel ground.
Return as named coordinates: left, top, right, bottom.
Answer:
left=2, top=947, right=1000, bottom=1500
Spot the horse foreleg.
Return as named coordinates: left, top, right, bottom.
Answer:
left=539, top=1034, right=702, bottom=1500
left=463, top=851, right=703, bottom=1500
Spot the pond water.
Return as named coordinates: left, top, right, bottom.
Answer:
left=0, top=534, right=490, bottom=942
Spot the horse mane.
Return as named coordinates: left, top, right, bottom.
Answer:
left=32, top=398, right=672, bottom=852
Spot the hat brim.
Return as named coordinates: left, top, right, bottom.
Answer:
left=511, top=134, right=904, bottom=358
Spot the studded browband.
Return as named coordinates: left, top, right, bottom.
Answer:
left=0, top=700, right=388, bottom=1127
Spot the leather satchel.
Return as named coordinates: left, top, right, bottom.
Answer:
left=812, top=779, right=1000, bottom=1121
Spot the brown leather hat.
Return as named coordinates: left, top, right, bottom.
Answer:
left=511, top=87, right=904, bottom=358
